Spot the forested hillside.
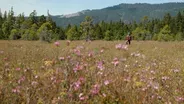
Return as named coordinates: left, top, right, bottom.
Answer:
left=0, top=3, right=184, bottom=41
left=52, top=3, right=184, bottom=27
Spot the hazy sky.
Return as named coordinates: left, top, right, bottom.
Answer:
left=0, top=0, right=184, bottom=16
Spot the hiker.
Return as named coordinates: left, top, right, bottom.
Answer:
left=126, top=34, right=132, bottom=45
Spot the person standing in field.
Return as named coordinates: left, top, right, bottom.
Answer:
left=126, top=34, right=132, bottom=45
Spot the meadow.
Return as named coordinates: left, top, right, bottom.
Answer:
left=0, top=40, right=184, bottom=104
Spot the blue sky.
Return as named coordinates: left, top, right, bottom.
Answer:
left=0, top=0, right=184, bottom=16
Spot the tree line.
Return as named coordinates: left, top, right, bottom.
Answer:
left=0, top=7, right=184, bottom=41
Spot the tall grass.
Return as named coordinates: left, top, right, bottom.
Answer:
left=0, top=40, right=184, bottom=104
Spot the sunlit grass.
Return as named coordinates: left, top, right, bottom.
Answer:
left=0, top=40, right=184, bottom=104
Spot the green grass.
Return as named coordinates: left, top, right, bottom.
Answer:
left=0, top=40, right=184, bottom=104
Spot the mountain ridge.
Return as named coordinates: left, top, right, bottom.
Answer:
left=51, top=2, right=184, bottom=27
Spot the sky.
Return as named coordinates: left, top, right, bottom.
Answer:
left=0, top=0, right=184, bottom=16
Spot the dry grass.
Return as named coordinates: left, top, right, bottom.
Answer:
left=0, top=40, right=184, bottom=104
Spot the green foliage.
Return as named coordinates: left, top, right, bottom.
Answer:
left=9, top=29, right=20, bottom=40
left=54, top=27, right=66, bottom=40
left=21, top=24, right=39, bottom=40
left=37, top=22, right=54, bottom=42
left=157, top=25, right=174, bottom=41
left=53, top=3, right=184, bottom=27
left=104, top=30, right=113, bottom=41
left=114, top=29, right=124, bottom=40
left=66, top=26, right=80, bottom=40
left=132, top=27, right=150, bottom=40
left=80, top=16, right=93, bottom=40
left=0, top=5, right=184, bottom=41
left=175, top=32, right=183, bottom=41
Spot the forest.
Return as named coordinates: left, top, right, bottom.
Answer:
left=0, top=7, right=184, bottom=42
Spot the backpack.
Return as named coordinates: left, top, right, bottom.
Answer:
left=127, top=36, right=131, bottom=40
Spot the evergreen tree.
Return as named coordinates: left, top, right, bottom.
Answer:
left=9, top=29, right=20, bottom=40
left=158, top=25, right=173, bottom=41
left=104, top=30, right=113, bottom=41
left=163, top=13, right=171, bottom=25
left=80, top=16, right=93, bottom=41
left=37, top=22, right=54, bottom=42
left=66, top=25, right=80, bottom=40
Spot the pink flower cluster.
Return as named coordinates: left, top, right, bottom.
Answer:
left=73, top=63, right=84, bottom=73
left=104, top=80, right=110, bottom=85
left=115, top=44, right=128, bottom=50
left=73, top=77, right=85, bottom=91
left=79, top=93, right=88, bottom=101
left=111, top=58, right=119, bottom=66
left=59, top=57, right=65, bottom=61
left=18, top=76, right=25, bottom=84
left=88, top=51, right=94, bottom=57
left=12, top=86, right=21, bottom=93
left=74, top=49, right=81, bottom=56
left=90, top=84, right=100, bottom=95
left=97, top=61, right=104, bottom=70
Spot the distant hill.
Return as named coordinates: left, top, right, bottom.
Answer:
left=51, top=3, right=184, bottom=27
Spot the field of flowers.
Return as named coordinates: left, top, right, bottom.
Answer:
left=0, top=40, right=184, bottom=104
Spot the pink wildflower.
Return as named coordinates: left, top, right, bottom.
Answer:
left=73, top=81, right=81, bottom=91
left=100, top=49, right=104, bottom=53
left=111, top=58, right=119, bottom=66
left=73, top=63, right=83, bottom=73
left=0, top=51, right=4, bottom=54
left=162, top=76, right=170, bottom=81
left=88, top=52, right=93, bottom=57
left=74, top=49, right=81, bottom=56
left=12, top=86, right=21, bottom=93
left=115, top=44, right=122, bottom=49
left=59, top=57, right=65, bottom=61
left=31, top=81, right=38, bottom=86
left=104, top=80, right=110, bottom=85
left=54, top=41, right=60, bottom=47
left=176, top=97, right=184, bottom=102
left=91, top=84, right=100, bottom=95
left=73, top=77, right=85, bottom=91
left=115, top=44, right=128, bottom=50
left=97, top=61, right=104, bottom=70
left=103, top=93, right=107, bottom=97
left=79, top=77, right=85, bottom=83
left=121, top=44, right=128, bottom=50
left=16, top=68, right=21, bottom=71
left=18, top=76, right=25, bottom=84
left=79, top=93, right=88, bottom=101
left=4, top=57, right=8, bottom=61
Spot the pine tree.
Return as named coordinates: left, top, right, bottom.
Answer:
left=158, top=25, right=173, bottom=41
left=80, top=16, right=93, bottom=41
left=66, top=25, right=79, bottom=40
